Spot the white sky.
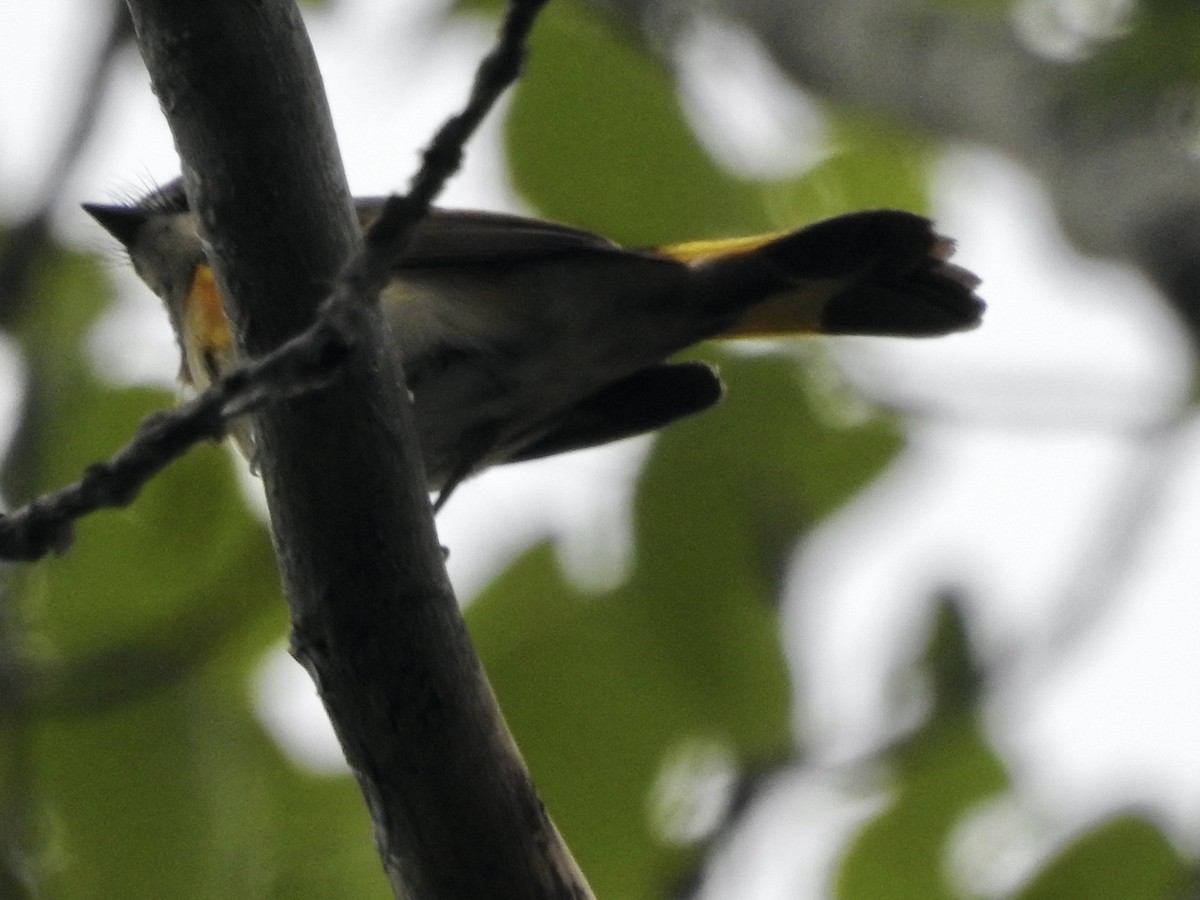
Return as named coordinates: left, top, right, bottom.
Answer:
left=4, top=0, right=1200, bottom=894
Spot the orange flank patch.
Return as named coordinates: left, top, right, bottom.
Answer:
left=182, top=263, right=235, bottom=386
left=186, top=264, right=232, bottom=348
left=185, top=264, right=233, bottom=352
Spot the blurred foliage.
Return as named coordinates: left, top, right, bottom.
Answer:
left=470, top=350, right=901, bottom=897
left=836, top=601, right=1009, bottom=899
left=835, top=602, right=1194, bottom=899
left=0, top=235, right=389, bottom=899
left=777, top=110, right=937, bottom=222
left=2, top=0, right=1197, bottom=898
left=1080, top=0, right=1200, bottom=94
left=929, top=0, right=1014, bottom=10
left=1015, top=816, right=1192, bottom=900
left=505, top=0, right=770, bottom=244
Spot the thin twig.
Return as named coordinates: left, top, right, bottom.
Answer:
left=0, top=300, right=354, bottom=561
left=364, top=0, right=550, bottom=274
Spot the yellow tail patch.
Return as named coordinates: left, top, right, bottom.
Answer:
left=656, top=231, right=843, bottom=339
left=719, top=282, right=841, bottom=339
left=655, top=231, right=785, bottom=265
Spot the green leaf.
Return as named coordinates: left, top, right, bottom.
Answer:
left=471, top=542, right=791, bottom=899
left=638, top=349, right=902, bottom=585
left=837, top=597, right=1008, bottom=899
left=33, top=648, right=389, bottom=899
left=837, top=716, right=1008, bottom=899
left=470, top=349, right=902, bottom=898
left=505, top=0, right=769, bottom=245
left=1081, top=0, right=1200, bottom=95
left=764, top=110, right=936, bottom=227
left=2, top=235, right=276, bottom=664
left=1, top=239, right=120, bottom=502
left=22, top=415, right=271, bottom=660
left=1015, top=815, right=1192, bottom=900
left=2, top=238, right=111, bottom=372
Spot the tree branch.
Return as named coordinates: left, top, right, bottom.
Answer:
left=119, top=1, right=589, bottom=898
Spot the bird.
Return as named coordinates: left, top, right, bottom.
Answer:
left=85, top=179, right=983, bottom=506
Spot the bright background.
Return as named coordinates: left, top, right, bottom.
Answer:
left=3, top=0, right=1198, bottom=897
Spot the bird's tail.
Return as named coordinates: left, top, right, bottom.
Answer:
left=658, top=210, right=985, bottom=339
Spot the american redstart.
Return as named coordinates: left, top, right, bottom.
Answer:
left=84, top=179, right=983, bottom=504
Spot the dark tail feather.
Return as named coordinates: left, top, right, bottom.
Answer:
left=684, top=210, right=985, bottom=339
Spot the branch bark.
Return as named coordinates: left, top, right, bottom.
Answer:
left=121, top=1, right=591, bottom=897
